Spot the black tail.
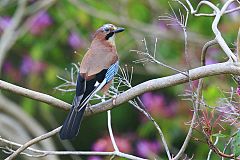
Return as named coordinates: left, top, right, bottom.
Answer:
left=59, top=100, right=86, bottom=140
left=59, top=73, right=87, bottom=140
left=59, top=71, right=106, bottom=140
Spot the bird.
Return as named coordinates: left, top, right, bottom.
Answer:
left=59, top=24, right=124, bottom=140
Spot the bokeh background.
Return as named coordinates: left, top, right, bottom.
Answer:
left=0, top=0, right=239, bottom=159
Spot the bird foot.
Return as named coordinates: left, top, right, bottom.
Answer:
left=87, top=103, right=94, bottom=113
left=112, top=95, right=117, bottom=106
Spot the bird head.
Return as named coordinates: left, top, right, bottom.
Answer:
left=93, top=24, right=124, bottom=45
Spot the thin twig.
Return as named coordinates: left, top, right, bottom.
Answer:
left=5, top=127, right=61, bottom=160
left=130, top=98, right=172, bottom=160
left=221, top=137, right=233, bottom=160
left=107, top=110, right=119, bottom=152
left=201, top=39, right=218, bottom=66
left=0, top=137, right=146, bottom=160
left=207, top=136, right=219, bottom=160
left=3, top=95, right=146, bottom=159
left=131, top=38, right=188, bottom=76
left=173, top=33, right=221, bottom=160
left=185, top=0, right=239, bottom=62
left=116, top=67, right=171, bottom=159
left=237, top=27, right=240, bottom=61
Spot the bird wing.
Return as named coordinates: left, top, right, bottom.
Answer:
left=77, top=61, right=119, bottom=111
left=59, top=61, right=119, bottom=139
left=80, top=44, right=118, bottom=78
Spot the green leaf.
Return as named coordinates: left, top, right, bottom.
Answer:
left=233, top=129, right=240, bottom=157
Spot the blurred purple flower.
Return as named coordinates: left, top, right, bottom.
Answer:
left=205, top=58, right=217, bottom=65
left=0, top=16, right=11, bottom=32
left=141, top=92, right=164, bottom=111
left=136, top=140, right=160, bottom=158
left=164, top=101, right=178, bottom=117
left=223, top=0, right=239, bottom=21
left=115, top=136, right=132, bottom=153
left=2, top=61, right=12, bottom=73
left=21, top=55, right=33, bottom=75
left=20, top=55, right=46, bottom=75
left=92, top=135, right=132, bottom=153
left=155, top=21, right=167, bottom=30
left=169, top=23, right=182, bottom=31
left=237, top=86, right=240, bottom=96
left=88, top=156, right=102, bottom=160
left=92, top=137, right=109, bottom=152
left=227, top=1, right=237, bottom=10
left=2, top=61, right=21, bottom=81
left=208, top=47, right=219, bottom=55
left=28, top=11, right=52, bottom=35
left=68, top=32, right=83, bottom=50
left=141, top=92, right=177, bottom=118
left=204, top=47, right=219, bottom=65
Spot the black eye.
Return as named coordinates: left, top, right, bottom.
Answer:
left=104, top=27, right=110, bottom=32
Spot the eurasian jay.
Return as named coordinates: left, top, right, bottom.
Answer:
left=59, top=24, right=124, bottom=140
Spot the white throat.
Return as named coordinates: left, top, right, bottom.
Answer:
left=108, top=34, right=115, bottom=45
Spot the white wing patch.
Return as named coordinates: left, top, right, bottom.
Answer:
left=94, top=81, right=100, bottom=87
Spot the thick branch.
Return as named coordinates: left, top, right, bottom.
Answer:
left=0, top=80, right=70, bottom=110
left=1, top=62, right=240, bottom=116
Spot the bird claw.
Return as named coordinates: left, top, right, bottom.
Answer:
left=112, top=95, right=117, bottom=106
left=86, top=103, right=94, bottom=113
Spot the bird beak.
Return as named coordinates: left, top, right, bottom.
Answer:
left=112, top=27, right=125, bottom=33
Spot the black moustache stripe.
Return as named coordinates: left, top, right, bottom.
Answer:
left=105, top=32, right=114, bottom=40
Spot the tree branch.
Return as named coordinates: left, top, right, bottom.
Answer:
left=4, top=127, right=61, bottom=160
left=1, top=135, right=146, bottom=160
left=172, top=37, right=215, bottom=159
left=237, top=27, right=240, bottom=59
left=0, top=95, right=59, bottom=160
left=185, top=0, right=239, bottom=62
left=1, top=62, right=240, bottom=117
left=0, top=80, right=70, bottom=110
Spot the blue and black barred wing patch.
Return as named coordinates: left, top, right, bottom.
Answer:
left=105, top=61, right=119, bottom=83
